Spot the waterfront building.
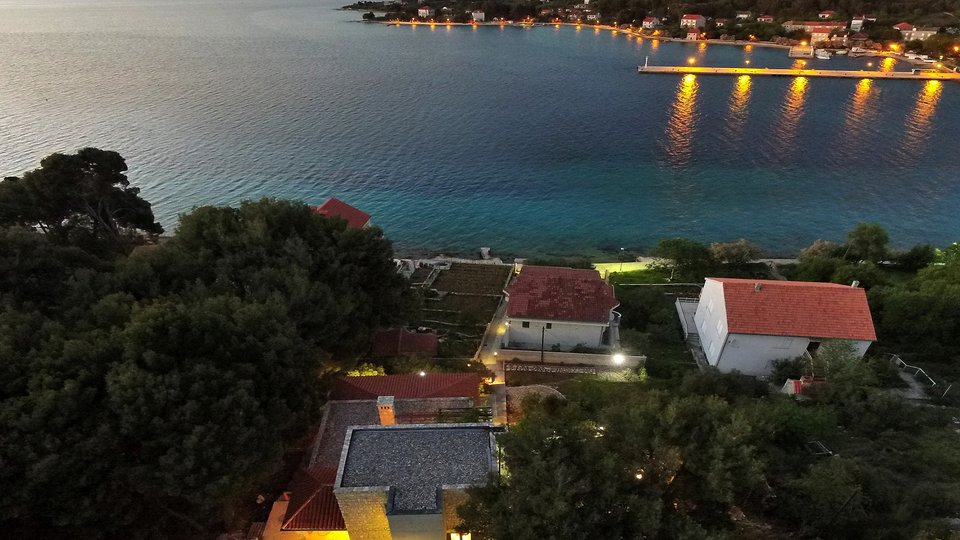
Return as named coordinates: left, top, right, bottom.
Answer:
left=677, top=278, right=876, bottom=376
left=417, top=6, right=435, bottom=18
left=686, top=28, right=700, bottom=40
left=757, top=15, right=774, bottom=23
left=850, top=17, right=866, bottom=32
left=900, top=26, right=940, bottom=41
left=311, top=197, right=371, bottom=229
left=818, top=10, right=836, bottom=20
left=680, top=14, right=706, bottom=29
left=735, top=11, right=751, bottom=20
left=810, top=27, right=833, bottom=45
left=471, top=10, right=484, bottom=21
left=585, top=11, right=599, bottom=21
left=502, top=265, right=621, bottom=352
left=641, top=16, right=660, bottom=29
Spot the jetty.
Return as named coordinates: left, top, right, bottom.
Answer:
left=637, top=65, right=960, bottom=81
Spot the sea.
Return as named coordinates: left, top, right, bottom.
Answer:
left=2, top=0, right=959, bottom=258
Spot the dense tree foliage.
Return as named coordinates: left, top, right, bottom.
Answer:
left=0, top=153, right=414, bottom=538
left=0, top=148, right=162, bottom=255
left=460, top=364, right=960, bottom=539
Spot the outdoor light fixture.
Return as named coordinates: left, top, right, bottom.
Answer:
left=613, top=353, right=625, bottom=365
left=419, top=371, right=426, bottom=377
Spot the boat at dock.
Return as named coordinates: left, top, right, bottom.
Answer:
left=815, top=49, right=832, bottom=60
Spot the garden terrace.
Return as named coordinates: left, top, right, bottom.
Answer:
left=430, top=263, right=512, bottom=296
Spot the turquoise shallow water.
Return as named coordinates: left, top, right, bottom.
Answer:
left=1, top=0, right=958, bottom=257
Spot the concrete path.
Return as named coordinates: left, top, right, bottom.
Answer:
left=897, top=371, right=931, bottom=400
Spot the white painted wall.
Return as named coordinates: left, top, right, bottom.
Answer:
left=717, top=335, right=872, bottom=376
left=693, top=279, right=727, bottom=366
left=504, top=318, right=608, bottom=351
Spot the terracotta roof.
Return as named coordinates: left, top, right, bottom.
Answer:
left=331, top=373, right=482, bottom=404
left=311, top=197, right=370, bottom=229
left=505, top=266, right=618, bottom=323
left=819, top=10, right=836, bottom=14
left=893, top=22, right=912, bottom=30
left=642, top=16, right=657, bottom=22
left=709, top=278, right=876, bottom=341
left=682, top=13, right=702, bottom=19
left=281, top=466, right=345, bottom=531
left=372, top=328, right=439, bottom=357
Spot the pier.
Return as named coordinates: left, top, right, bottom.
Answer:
left=637, top=65, right=960, bottom=81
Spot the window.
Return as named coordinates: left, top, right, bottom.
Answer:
left=449, top=534, right=472, bottom=540
left=546, top=323, right=552, bottom=329
left=715, top=319, right=723, bottom=336
left=521, top=321, right=530, bottom=328
left=707, top=298, right=715, bottom=314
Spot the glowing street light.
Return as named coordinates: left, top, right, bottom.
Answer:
left=613, top=353, right=625, bottom=365
left=418, top=370, right=426, bottom=377
left=687, top=57, right=696, bottom=64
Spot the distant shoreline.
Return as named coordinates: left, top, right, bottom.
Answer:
left=370, top=19, right=793, bottom=51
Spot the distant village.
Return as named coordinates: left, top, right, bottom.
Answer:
left=349, top=0, right=960, bottom=66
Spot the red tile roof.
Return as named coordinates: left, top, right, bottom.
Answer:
left=310, top=197, right=370, bottom=229
left=682, top=14, right=703, bottom=19
left=810, top=26, right=834, bottom=33
left=282, top=466, right=345, bottom=531
left=331, top=373, right=482, bottom=404
left=893, top=22, right=912, bottom=30
left=372, top=328, right=439, bottom=357
left=642, top=16, right=657, bottom=22
left=819, top=10, right=836, bottom=14
left=505, top=266, right=618, bottom=323
left=709, top=278, right=876, bottom=341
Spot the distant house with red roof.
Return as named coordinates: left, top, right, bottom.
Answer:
left=680, top=13, right=706, bottom=29
left=311, top=197, right=371, bottom=229
left=715, top=18, right=728, bottom=28
left=757, top=14, right=774, bottom=23
left=686, top=27, right=700, bottom=40
left=810, top=26, right=834, bottom=44
left=892, top=21, right=913, bottom=31
left=641, top=16, right=660, bottom=29
left=417, top=5, right=434, bottom=18
left=502, top=265, right=620, bottom=351
left=818, top=10, right=837, bottom=19
left=681, top=278, right=876, bottom=376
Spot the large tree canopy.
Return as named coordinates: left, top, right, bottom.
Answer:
left=0, top=148, right=162, bottom=254
left=0, top=192, right=413, bottom=538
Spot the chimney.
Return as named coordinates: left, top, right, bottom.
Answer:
left=851, top=280, right=860, bottom=288
left=377, top=395, right=395, bottom=425
left=754, top=283, right=762, bottom=292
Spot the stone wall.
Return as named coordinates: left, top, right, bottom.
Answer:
left=334, top=488, right=391, bottom=540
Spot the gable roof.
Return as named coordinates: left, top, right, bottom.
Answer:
left=681, top=13, right=703, bottom=19
left=505, top=265, right=618, bottom=323
left=281, top=466, right=344, bottom=531
left=331, top=373, right=482, bottom=403
left=372, top=328, right=439, bottom=357
left=311, top=197, right=370, bottom=228
left=893, top=22, right=912, bottom=30
left=708, top=278, right=876, bottom=341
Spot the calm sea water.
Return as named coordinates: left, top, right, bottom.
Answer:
left=2, top=0, right=958, bottom=257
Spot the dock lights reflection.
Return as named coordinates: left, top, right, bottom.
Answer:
left=613, top=353, right=625, bottom=365
left=745, top=59, right=751, bottom=64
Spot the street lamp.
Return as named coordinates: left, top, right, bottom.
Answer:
left=613, top=353, right=625, bottom=365
left=619, top=247, right=626, bottom=271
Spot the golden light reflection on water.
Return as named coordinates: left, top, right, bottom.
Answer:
left=651, top=39, right=659, bottom=50
left=698, top=41, right=706, bottom=53
left=840, top=79, right=876, bottom=148
left=724, top=75, right=752, bottom=141
left=901, top=80, right=943, bottom=153
left=773, top=77, right=809, bottom=155
left=663, top=74, right=699, bottom=167
left=879, top=57, right=896, bottom=72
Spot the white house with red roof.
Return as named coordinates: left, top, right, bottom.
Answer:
left=810, top=26, right=834, bottom=45
left=417, top=5, right=434, bottom=18
left=680, top=14, right=706, bottom=28
left=681, top=278, right=876, bottom=376
left=757, top=15, right=774, bottom=23
left=502, top=265, right=620, bottom=351
left=311, top=197, right=371, bottom=229
left=818, top=10, right=837, bottom=19
left=641, top=16, right=660, bottom=29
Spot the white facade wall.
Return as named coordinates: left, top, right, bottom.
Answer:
left=680, top=16, right=705, bottom=28
left=692, top=279, right=728, bottom=366
left=504, top=318, right=608, bottom=351
left=387, top=513, right=445, bottom=540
